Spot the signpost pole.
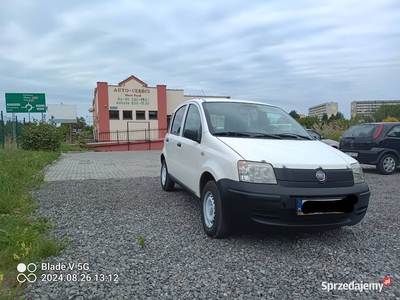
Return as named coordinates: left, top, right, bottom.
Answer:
left=29, top=112, right=31, bottom=123
left=12, top=113, right=16, bottom=142
left=15, top=115, right=19, bottom=147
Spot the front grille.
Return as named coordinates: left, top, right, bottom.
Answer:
left=274, top=168, right=353, bottom=183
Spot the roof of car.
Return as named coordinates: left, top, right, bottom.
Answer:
left=188, top=98, right=277, bottom=107
left=355, top=122, right=400, bottom=125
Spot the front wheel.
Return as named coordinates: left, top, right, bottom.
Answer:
left=160, top=160, right=175, bottom=191
left=201, top=181, right=231, bottom=238
left=377, top=154, right=398, bottom=175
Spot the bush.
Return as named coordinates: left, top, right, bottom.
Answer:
left=76, top=132, right=88, bottom=148
left=312, top=119, right=360, bottom=141
left=382, top=116, right=399, bottom=122
left=20, top=120, right=61, bottom=151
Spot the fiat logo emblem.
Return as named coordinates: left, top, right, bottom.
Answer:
left=316, top=170, right=326, bottom=182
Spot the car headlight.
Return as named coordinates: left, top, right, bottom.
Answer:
left=238, top=161, right=277, bottom=184
left=351, top=163, right=365, bottom=184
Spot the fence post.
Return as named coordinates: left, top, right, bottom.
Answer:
left=147, top=123, right=150, bottom=150
left=117, top=130, right=119, bottom=144
left=1, top=111, right=4, bottom=149
left=127, top=124, right=130, bottom=151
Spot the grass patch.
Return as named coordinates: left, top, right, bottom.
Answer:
left=0, top=149, right=65, bottom=298
left=2, top=138, right=18, bottom=151
left=312, top=119, right=358, bottom=141
left=60, top=143, right=90, bottom=152
left=138, top=235, right=146, bottom=247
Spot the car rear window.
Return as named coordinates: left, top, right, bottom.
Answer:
left=342, top=124, right=378, bottom=138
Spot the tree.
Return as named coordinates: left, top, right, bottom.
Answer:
left=327, top=111, right=345, bottom=123
left=328, top=114, right=336, bottom=123
left=321, top=113, right=328, bottom=122
left=77, top=117, right=87, bottom=127
left=335, top=111, right=345, bottom=119
left=372, top=105, right=400, bottom=122
left=297, top=116, right=319, bottom=128
left=289, top=110, right=300, bottom=119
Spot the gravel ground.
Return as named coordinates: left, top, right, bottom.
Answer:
left=20, top=170, right=400, bottom=300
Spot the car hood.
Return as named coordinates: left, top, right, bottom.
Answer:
left=217, top=137, right=356, bottom=169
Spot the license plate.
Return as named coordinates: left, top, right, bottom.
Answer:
left=345, top=152, right=358, bottom=158
left=296, top=199, right=344, bottom=216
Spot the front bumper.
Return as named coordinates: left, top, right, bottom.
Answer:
left=339, top=148, right=383, bottom=165
left=218, top=179, right=370, bottom=228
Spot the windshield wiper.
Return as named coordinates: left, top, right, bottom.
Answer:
left=214, top=132, right=284, bottom=139
left=213, top=131, right=252, bottom=137
left=275, top=133, right=312, bottom=140
left=251, top=133, right=283, bottom=139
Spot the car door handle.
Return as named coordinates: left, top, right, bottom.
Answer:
left=177, top=142, right=181, bottom=147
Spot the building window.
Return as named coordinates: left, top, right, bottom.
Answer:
left=123, top=110, right=133, bottom=120
left=167, top=115, right=172, bottom=129
left=136, top=110, right=145, bottom=120
left=109, top=110, right=119, bottom=120
left=149, top=111, right=158, bottom=120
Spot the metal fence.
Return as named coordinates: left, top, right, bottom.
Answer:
left=95, top=128, right=168, bottom=143
left=0, top=111, right=28, bottom=148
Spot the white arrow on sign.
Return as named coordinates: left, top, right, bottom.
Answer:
left=23, top=103, right=33, bottom=112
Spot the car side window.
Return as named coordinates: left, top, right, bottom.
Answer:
left=386, top=125, right=400, bottom=138
left=170, top=105, right=187, bottom=135
left=183, top=104, right=202, bottom=133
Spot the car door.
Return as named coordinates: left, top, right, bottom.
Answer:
left=165, top=105, right=187, bottom=178
left=175, top=103, right=203, bottom=193
left=385, top=125, right=400, bottom=154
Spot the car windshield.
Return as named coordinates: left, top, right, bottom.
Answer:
left=342, top=124, right=378, bottom=138
left=202, top=102, right=311, bottom=139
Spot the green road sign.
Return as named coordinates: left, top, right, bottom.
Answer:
left=5, top=93, right=46, bottom=113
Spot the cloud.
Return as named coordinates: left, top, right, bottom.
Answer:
left=0, top=0, right=399, bottom=120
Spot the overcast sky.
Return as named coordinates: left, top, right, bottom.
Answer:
left=0, top=0, right=399, bottom=123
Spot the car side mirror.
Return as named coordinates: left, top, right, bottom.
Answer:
left=320, top=135, right=324, bottom=140
left=184, top=129, right=201, bottom=143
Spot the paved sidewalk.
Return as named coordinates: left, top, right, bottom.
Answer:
left=44, top=151, right=161, bottom=181
left=44, top=151, right=379, bottom=182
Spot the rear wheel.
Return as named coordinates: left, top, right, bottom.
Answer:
left=160, top=160, right=175, bottom=191
left=377, top=154, right=397, bottom=175
left=201, top=181, right=231, bottom=238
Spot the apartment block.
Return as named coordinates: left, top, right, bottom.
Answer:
left=308, top=102, right=338, bottom=119
left=351, top=100, right=400, bottom=117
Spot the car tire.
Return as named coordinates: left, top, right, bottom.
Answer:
left=201, top=180, right=231, bottom=238
left=377, top=154, right=398, bottom=175
left=160, top=160, right=175, bottom=191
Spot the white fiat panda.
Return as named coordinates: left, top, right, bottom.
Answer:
left=160, top=99, right=370, bottom=238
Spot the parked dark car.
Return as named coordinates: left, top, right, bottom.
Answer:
left=339, top=122, right=400, bottom=174
left=306, top=129, right=339, bottom=148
